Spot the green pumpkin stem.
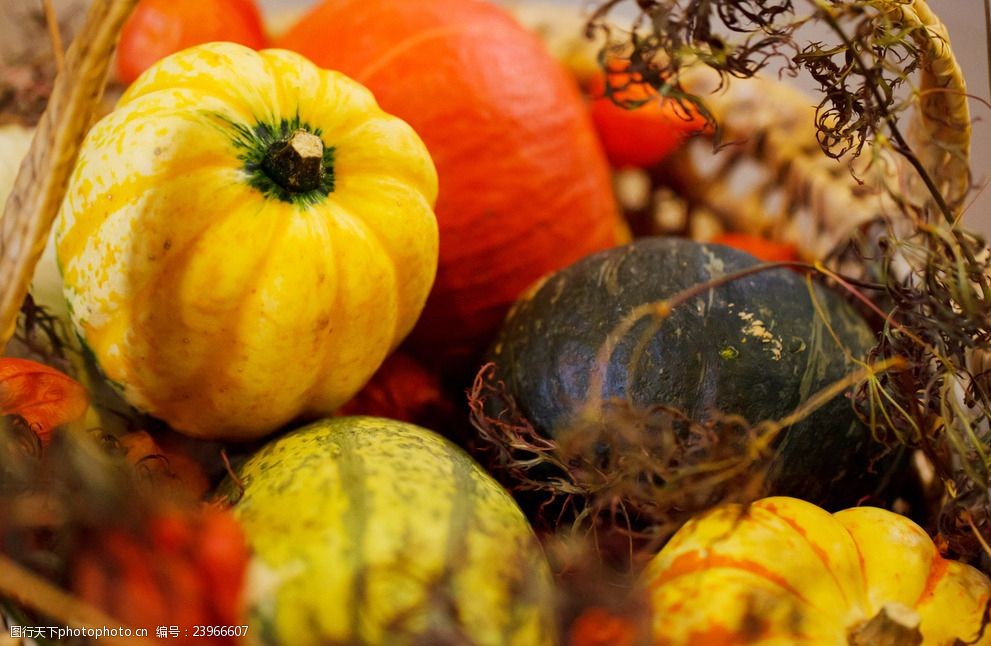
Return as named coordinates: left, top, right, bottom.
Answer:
left=262, top=130, right=325, bottom=194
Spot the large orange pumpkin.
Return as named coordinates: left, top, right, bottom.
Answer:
left=277, top=0, right=623, bottom=369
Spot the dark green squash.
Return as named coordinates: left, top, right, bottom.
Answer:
left=485, top=237, right=894, bottom=509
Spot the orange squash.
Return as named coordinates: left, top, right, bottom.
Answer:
left=337, top=352, right=454, bottom=431
left=276, top=0, right=623, bottom=369
left=711, top=233, right=801, bottom=263
left=587, top=62, right=709, bottom=169
left=0, top=358, right=88, bottom=444
left=646, top=497, right=991, bottom=645
left=116, top=0, right=267, bottom=84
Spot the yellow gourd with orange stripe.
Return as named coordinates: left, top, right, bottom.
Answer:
left=646, top=497, right=991, bottom=645
left=55, top=43, right=438, bottom=440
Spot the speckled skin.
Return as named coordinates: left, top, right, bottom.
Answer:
left=55, top=43, right=439, bottom=440
left=220, top=417, right=556, bottom=646
left=488, top=238, right=892, bottom=508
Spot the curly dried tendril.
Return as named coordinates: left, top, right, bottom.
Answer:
left=588, top=0, right=965, bottom=213
left=588, top=1, right=805, bottom=127
left=591, top=0, right=991, bottom=556
left=796, top=9, right=922, bottom=159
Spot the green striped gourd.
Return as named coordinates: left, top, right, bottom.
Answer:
left=220, top=417, right=556, bottom=645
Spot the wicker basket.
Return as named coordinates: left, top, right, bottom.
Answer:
left=0, top=0, right=982, bottom=640
left=509, top=0, right=970, bottom=263
left=0, top=1, right=972, bottom=339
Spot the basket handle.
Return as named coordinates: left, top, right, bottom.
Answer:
left=884, top=0, right=971, bottom=211
left=0, top=0, right=139, bottom=351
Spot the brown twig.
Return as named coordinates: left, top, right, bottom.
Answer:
left=964, top=510, right=991, bottom=560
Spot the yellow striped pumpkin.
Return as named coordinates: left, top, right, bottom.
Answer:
left=646, top=497, right=991, bottom=645
left=55, top=43, right=438, bottom=440
left=221, top=416, right=557, bottom=645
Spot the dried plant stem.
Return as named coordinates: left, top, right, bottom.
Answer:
left=813, top=0, right=989, bottom=307
left=472, top=353, right=905, bottom=550
left=769, top=355, right=906, bottom=435
left=814, top=262, right=934, bottom=356
left=0, top=0, right=139, bottom=351
left=0, top=553, right=155, bottom=645
left=42, top=0, right=65, bottom=75
left=964, top=510, right=991, bottom=559
left=813, top=1, right=955, bottom=222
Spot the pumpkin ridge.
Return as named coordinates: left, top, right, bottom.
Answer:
left=141, top=200, right=306, bottom=432
left=850, top=532, right=870, bottom=607
left=303, top=205, right=405, bottom=416
left=332, top=127, right=437, bottom=198
left=121, top=79, right=264, bottom=125
left=150, top=46, right=300, bottom=121
left=142, top=184, right=260, bottom=287
left=652, top=550, right=819, bottom=611
left=57, top=155, right=237, bottom=270
left=759, top=505, right=853, bottom=608
left=322, top=197, right=404, bottom=341
left=295, top=212, right=344, bottom=412
left=332, top=180, right=426, bottom=340
left=914, top=551, right=950, bottom=607
left=68, top=181, right=261, bottom=371
left=218, top=200, right=313, bottom=361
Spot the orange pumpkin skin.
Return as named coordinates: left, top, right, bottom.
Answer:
left=338, top=352, right=454, bottom=431
left=587, top=64, right=708, bottom=169
left=116, top=0, right=267, bottom=84
left=646, top=497, right=991, bottom=645
left=711, top=233, right=801, bottom=263
left=0, top=358, right=88, bottom=444
left=276, top=0, right=622, bottom=369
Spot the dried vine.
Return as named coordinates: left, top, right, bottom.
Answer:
left=469, top=256, right=907, bottom=565
left=587, top=0, right=991, bottom=555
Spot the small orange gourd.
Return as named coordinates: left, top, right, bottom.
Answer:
left=116, top=0, right=268, bottom=84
